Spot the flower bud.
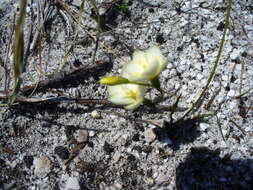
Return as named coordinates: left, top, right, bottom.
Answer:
left=100, top=76, right=129, bottom=85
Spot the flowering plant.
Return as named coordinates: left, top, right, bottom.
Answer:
left=100, top=45, right=167, bottom=110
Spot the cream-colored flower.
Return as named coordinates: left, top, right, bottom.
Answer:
left=108, top=84, right=146, bottom=110
left=122, top=45, right=167, bottom=83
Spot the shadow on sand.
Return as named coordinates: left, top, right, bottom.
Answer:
left=176, top=147, right=253, bottom=190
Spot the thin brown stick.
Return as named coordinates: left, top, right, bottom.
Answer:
left=20, top=61, right=111, bottom=95
left=76, top=98, right=110, bottom=105
left=239, top=60, right=245, bottom=95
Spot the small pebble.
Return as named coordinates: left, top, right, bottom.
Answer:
left=222, top=129, right=228, bottom=137
left=230, top=48, right=241, bottom=60
left=206, top=139, right=213, bottom=146
left=245, top=127, right=251, bottom=132
left=196, top=73, right=204, bottom=80
left=156, top=173, right=170, bottom=184
left=74, top=130, right=89, bottom=143
left=229, top=100, right=238, bottom=109
left=199, top=123, right=209, bottom=131
left=227, top=90, right=236, bottom=97
left=91, top=110, right=101, bottom=119
left=194, top=63, right=202, bottom=71
left=144, top=128, right=157, bottom=143
left=112, top=151, right=121, bottom=163
left=153, top=172, right=158, bottom=179
left=65, top=177, right=80, bottom=190
left=221, top=75, right=229, bottom=82
left=114, top=182, right=123, bottom=189
left=89, top=131, right=95, bottom=137
left=10, top=160, right=17, bottom=168
left=145, top=177, right=154, bottom=185
left=220, top=141, right=227, bottom=148
left=117, top=136, right=128, bottom=146
left=33, top=156, right=51, bottom=177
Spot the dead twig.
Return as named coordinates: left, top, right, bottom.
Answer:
left=0, top=91, right=187, bottom=113
left=60, top=0, right=85, bottom=71
left=229, top=119, right=246, bottom=136
left=102, top=110, right=165, bottom=128
left=21, top=61, right=111, bottom=95
left=64, top=142, right=87, bottom=169
left=30, top=0, right=54, bottom=54
left=216, top=114, right=227, bottom=144
left=54, top=0, right=128, bottom=64
left=234, top=87, right=253, bottom=99
left=2, top=13, right=16, bottom=95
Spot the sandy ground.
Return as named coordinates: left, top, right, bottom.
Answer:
left=0, top=0, right=253, bottom=189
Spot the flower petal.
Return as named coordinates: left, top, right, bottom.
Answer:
left=145, top=45, right=167, bottom=76
left=122, top=62, right=145, bottom=82
left=124, top=98, right=143, bottom=110
left=121, top=46, right=167, bottom=82
left=109, top=95, right=134, bottom=105
left=107, top=85, right=134, bottom=105
left=107, top=84, right=146, bottom=110
left=132, top=50, right=148, bottom=68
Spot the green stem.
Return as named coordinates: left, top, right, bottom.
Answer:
left=89, top=0, right=101, bottom=64
left=180, top=0, right=233, bottom=120
left=130, top=81, right=150, bottom=86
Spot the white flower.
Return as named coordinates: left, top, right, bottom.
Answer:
left=122, top=45, right=167, bottom=83
left=107, top=84, right=146, bottom=110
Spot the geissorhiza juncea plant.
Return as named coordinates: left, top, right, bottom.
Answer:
left=100, top=45, right=167, bottom=110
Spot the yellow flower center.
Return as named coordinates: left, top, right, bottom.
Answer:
left=126, top=89, right=137, bottom=100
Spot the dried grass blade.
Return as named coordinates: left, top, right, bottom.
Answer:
left=9, top=0, right=27, bottom=105
left=61, top=0, right=85, bottom=69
